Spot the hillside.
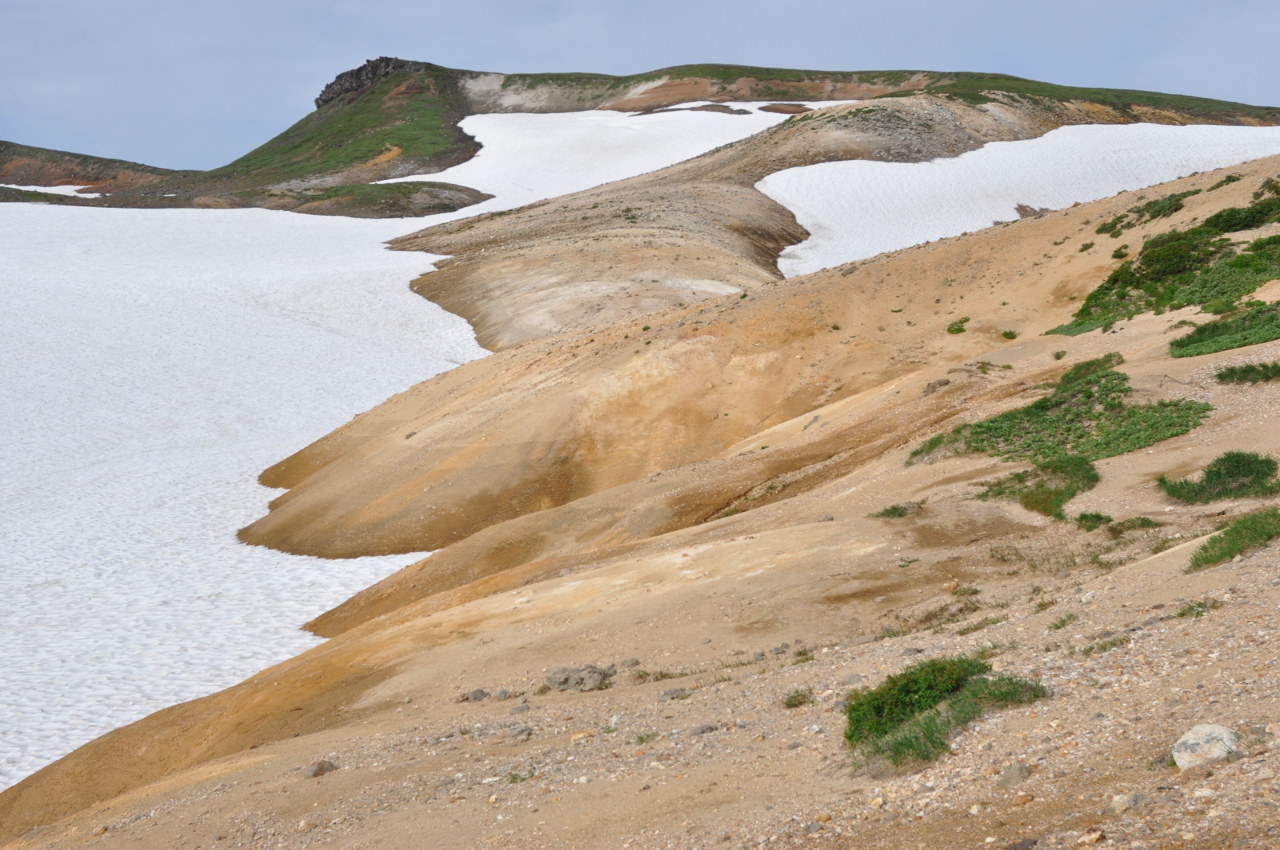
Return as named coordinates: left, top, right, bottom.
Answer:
left=4, top=59, right=1279, bottom=217
left=5, top=106, right=1280, bottom=848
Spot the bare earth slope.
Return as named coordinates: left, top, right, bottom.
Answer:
left=6, top=153, right=1280, bottom=847
left=385, top=94, right=1209, bottom=350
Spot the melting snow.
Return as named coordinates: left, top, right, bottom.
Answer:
left=759, top=123, right=1280, bottom=277
left=378, top=102, right=854, bottom=215
left=2, top=183, right=101, bottom=198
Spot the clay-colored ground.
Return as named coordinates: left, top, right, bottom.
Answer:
left=5, top=135, right=1280, bottom=847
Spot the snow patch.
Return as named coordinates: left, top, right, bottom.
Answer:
left=758, top=123, right=1280, bottom=277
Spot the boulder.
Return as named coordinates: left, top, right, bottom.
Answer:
left=1172, top=724, right=1239, bottom=769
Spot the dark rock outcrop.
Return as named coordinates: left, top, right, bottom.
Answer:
left=315, top=57, right=437, bottom=108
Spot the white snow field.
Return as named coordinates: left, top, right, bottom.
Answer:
left=759, top=123, right=1280, bottom=277
left=379, top=102, right=852, bottom=215
left=1, top=183, right=101, bottom=198
left=0, top=206, right=488, bottom=788
left=0, top=102, right=848, bottom=790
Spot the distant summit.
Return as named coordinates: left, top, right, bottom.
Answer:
left=315, top=57, right=439, bottom=108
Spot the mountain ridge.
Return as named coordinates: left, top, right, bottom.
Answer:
left=4, top=59, right=1278, bottom=218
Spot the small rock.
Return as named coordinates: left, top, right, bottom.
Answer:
left=869, top=797, right=885, bottom=809
left=1172, top=724, right=1240, bottom=769
left=1013, top=793, right=1034, bottom=806
left=1076, top=827, right=1105, bottom=845
left=660, top=688, right=689, bottom=702
left=303, top=760, right=338, bottom=778
left=467, top=689, right=489, bottom=702
left=546, top=665, right=616, bottom=692
left=999, top=763, right=1031, bottom=787
left=495, top=689, right=509, bottom=701
left=1107, top=792, right=1147, bottom=814
left=693, top=723, right=721, bottom=735
left=845, top=673, right=864, bottom=685
left=819, top=514, right=834, bottom=522
left=510, top=703, right=531, bottom=715
left=1256, top=768, right=1276, bottom=781
left=621, top=657, right=641, bottom=668
left=1006, top=841, right=1038, bottom=850
left=511, top=726, right=533, bottom=742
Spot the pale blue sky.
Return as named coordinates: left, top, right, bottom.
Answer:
left=2, top=0, right=1278, bottom=170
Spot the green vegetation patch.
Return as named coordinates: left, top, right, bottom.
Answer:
left=1216, top=361, right=1280, bottom=383
left=1157, top=451, right=1280, bottom=502
left=1095, top=190, right=1202, bottom=237
left=1051, top=186, right=1280, bottom=336
left=978, top=455, right=1099, bottom=519
left=1188, top=508, right=1280, bottom=570
left=913, top=353, right=1211, bottom=466
left=1075, top=512, right=1113, bottom=531
left=1177, top=598, right=1223, bottom=618
left=845, top=655, right=1046, bottom=764
left=1107, top=516, right=1163, bottom=538
left=206, top=69, right=469, bottom=183
left=1169, top=301, right=1280, bottom=357
left=873, top=73, right=1280, bottom=123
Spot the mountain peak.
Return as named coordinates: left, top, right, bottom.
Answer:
left=315, top=56, right=439, bottom=108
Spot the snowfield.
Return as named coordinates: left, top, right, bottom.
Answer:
left=378, top=102, right=851, bottom=215
left=0, top=206, right=485, bottom=788
left=6, top=105, right=1280, bottom=792
left=1, top=183, right=101, bottom=198
left=759, top=123, right=1280, bottom=277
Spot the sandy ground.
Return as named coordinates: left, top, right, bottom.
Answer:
left=5, top=146, right=1280, bottom=848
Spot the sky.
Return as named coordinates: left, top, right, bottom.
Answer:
left=2, top=0, right=1279, bottom=171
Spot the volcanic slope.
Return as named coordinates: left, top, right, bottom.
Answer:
left=6, top=147, right=1280, bottom=847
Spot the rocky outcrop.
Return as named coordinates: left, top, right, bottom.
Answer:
left=314, top=57, right=438, bottom=108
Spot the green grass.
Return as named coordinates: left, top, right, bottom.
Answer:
left=1049, top=613, right=1077, bottom=631
left=1075, top=512, right=1113, bottom=531
left=1080, top=635, right=1129, bottom=656
left=1169, top=301, right=1280, bottom=357
left=1107, top=516, right=1164, bottom=538
left=874, top=73, right=1280, bottom=122
left=1177, top=598, right=1223, bottom=618
left=871, top=503, right=913, bottom=518
left=783, top=687, right=814, bottom=708
left=1051, top=188, right=1280, bottom=336
left=844, top=655, right=1045, bottom=764
left=205, top=69, right=468, bottom=183
left=1216, top=361, right=1280, bottom=383
left=947, top=317, right=971, bottom=334
left=1188, top=508, right=1280, bottom=570
left=979, top=455, right=1099, bottom=519
left=913, top=353, right=1211, bottom=466
left=1095, top=190, right=1202, bottom=237
left=1158, top=451, right=1280, bottom=502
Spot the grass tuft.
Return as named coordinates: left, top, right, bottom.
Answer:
left=845, top=656, right=1045, bottom=764
left=1216, top=361, right=1280, bottom=383
left=1157, top=451, right=1280, bottom=503
left=1187, top=508, right=1280, bottom=570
